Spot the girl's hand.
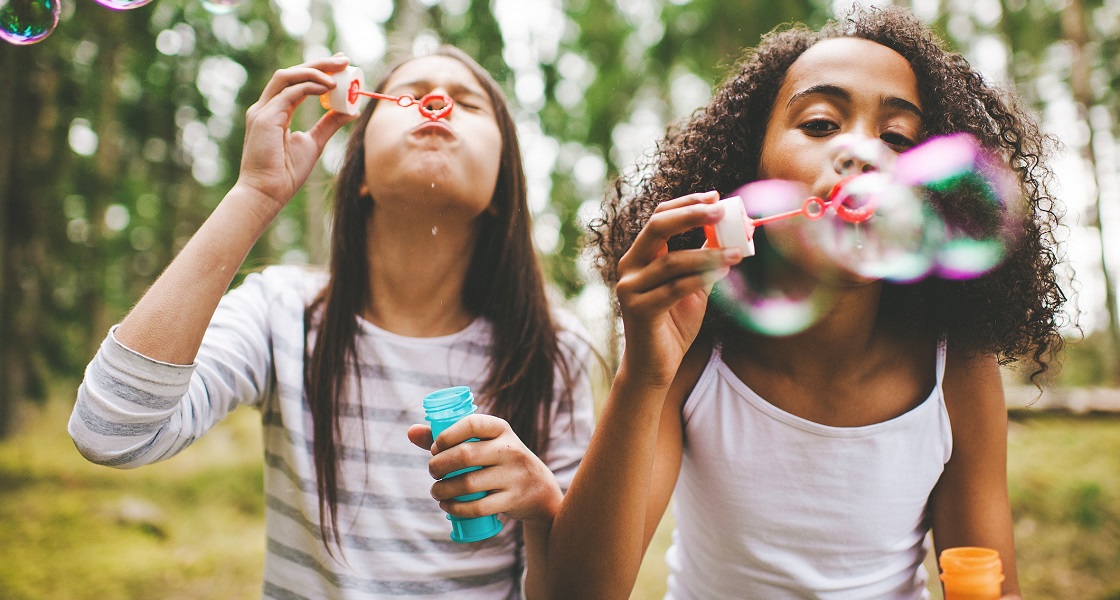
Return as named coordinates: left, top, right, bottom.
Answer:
left=233, top=54, right=357, bottom=216
left=407, top=415, right=561, bottom=526
left=615, top=191, right=743, bottom=388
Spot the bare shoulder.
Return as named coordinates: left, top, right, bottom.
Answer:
left=664, top=337, right=715, bottom=416
left=941, top=349, right=1007, bottom=459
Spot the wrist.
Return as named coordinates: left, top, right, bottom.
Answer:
left=225, top=183, right=286, bottom=229
left=616, top=355, right=676, bottom=393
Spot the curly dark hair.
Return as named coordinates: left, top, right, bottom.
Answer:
left=590, top=6, right=1067, bottom=381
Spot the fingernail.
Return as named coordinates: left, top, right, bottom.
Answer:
left=722, top=248, right=743, bottom=262
left=701, top=266, right=731, bottom=287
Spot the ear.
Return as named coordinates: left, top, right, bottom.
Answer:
left=359, top=182, right=370, bottom=197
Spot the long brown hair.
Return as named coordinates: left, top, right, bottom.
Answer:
left=303, top=46, right=575, bottom=552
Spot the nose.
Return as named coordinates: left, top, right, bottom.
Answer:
left=829, top=134, right=887, bottom=176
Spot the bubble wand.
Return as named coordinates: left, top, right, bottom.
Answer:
left=319, top=65, right=453, bottom=120
left=704, top=133, right=1012, bottom=261
left=705, top=176, right=876, bottom=258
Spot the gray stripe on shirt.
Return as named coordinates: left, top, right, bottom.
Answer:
left=75, top=399, right=165, bottom=438
left=89, top=356, right=183, bottom=410
left=265, top=494, right=475, bottom=555
left=266, top=537, right=513, bottom=595
left=264, top=451, right=441, bottom=512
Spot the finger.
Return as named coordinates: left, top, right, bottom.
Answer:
left=258, top=58, right=348, bottom=105
left=624, top=199, right=725, bottom=267
left=431, top=466, right=501, bottom=501
left=650, top=190, right=721, bottom=215
left=432, top=414, right=511, bottom=453
left=620, top=247, right=741, bottom=296
left=254, top=81, right=334, bottom=127
left=623, top=267, right=730, bottom=318
left=406, top=424, right=434, bottom=451
left=439, top=493, right=507, bottom=519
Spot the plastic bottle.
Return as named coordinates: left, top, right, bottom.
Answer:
left=422, top=386, right=503, bottom=543
left=939, top=546, right=1004, bottom=600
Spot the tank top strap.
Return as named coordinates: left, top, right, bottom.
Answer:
left=934, top=337, right=948, bottom=387
left=710, top=339, right=723, bottom=362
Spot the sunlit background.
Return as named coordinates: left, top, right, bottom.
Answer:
left=1, top=0, right=1119, bottom=598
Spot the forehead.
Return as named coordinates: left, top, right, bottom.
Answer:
left=386, top=55, right=487, bottom=92
left=778, top=37, right=920, bottom=108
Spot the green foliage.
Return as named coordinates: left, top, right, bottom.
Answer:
left=3, top=0, right=1118, bottom=437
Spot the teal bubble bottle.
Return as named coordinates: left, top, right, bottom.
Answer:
left=423, top=386, right=502, bottom=543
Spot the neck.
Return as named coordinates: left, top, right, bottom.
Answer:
left=731, top=279, right=886, bottom=380
left=363, top=205, right=480, bottom=337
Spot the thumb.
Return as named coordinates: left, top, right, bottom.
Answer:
left=308, top=109, right=359, bottom=150
left=406, top=424, right=435, bottom=452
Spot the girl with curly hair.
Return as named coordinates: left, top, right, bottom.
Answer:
left=547, top=6, right=1064, bottom=599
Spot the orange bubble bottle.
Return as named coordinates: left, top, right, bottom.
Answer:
left=939, top=547, right=1004, bottom=600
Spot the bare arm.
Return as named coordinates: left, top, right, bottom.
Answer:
left=115, top=56, right=355, bottom=363
left=545, top=192, right=743, bottom=599
left=930, top=351, right=1022, bottom=599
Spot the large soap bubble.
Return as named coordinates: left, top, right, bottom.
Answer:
left=0, top=0, right=60, bottom=45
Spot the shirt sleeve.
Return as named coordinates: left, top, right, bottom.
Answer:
left=68, top=268, right=291, bottom=468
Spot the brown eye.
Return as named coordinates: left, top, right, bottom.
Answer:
left=801, top=119, right=839, bottom=136
left=881, top=132, right=915, bottom=150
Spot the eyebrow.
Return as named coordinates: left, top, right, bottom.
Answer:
left=386, top=79, right=488, bottom=100
left=787, top=84, right=924, bottom=120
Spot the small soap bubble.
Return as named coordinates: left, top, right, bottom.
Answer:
left=0, top=0, right=60, bottom=45
left=711, top=264, right=834, bottom=337
left=431, top=226, right=438, bottom=236
left=90, top=0, right=155, bottom=9
left=200, top=0, right=243, bottom=13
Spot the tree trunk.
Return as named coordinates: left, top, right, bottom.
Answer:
left=0, top=43, right=15, bottom=437
left=1063, top=0, right=1120, bottom=381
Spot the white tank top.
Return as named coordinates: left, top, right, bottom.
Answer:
left=665, top=341, right=952, bottom=599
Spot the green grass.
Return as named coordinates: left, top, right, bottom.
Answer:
left=0, top=391, right=265, bottom=600
left=2, top=388, right=1119, bottom=599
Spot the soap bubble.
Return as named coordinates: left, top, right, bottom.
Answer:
left=711, top=253, right=836, bottom=337
left=803, top=172, right=945, bottom=282
left=0, top=0, right=60, bottom=45
left=707, top=133, right=1023, bottom=336
left=894, top=133, right=1023, bottom=279
left=90, top=0, right=154, bottom=10
left=201, top=0, right=243, bottom=14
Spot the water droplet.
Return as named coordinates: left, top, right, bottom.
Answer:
left=201, top=0, right=245, bottom=14
left=90, top=0, right=156, bottom=9
left=431, top=226, right=438, bottom=236
left=0, top=0, right=60, bottom=45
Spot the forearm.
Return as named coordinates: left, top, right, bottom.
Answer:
left=545, top=364, right=671, bottom=599
left=115, top=185, right=279, bottom=364
left=521, top=518, right=552, bottom=600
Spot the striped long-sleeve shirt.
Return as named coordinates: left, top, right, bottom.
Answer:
left=69, top=265, right=596, bottom=600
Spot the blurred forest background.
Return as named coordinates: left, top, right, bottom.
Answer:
left=1, top=0, right=1119, bottom=598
